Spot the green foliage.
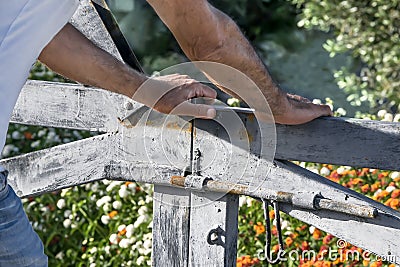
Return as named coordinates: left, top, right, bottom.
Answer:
left=292, top=0, right=400, bottom=111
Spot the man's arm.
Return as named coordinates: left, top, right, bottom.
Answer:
left=146, top=0, right=332, bottom=124
left=38, top=23, right=217, bottom=118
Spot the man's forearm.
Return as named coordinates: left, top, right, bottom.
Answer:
left=39, top=23, right=147, bottom=98
left=147, top=0, right=284, bottom=112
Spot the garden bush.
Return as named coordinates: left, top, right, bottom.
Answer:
left=292, top=0, right=400, bottom=111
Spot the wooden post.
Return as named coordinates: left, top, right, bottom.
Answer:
left=152, top=187, right=238, bottom=267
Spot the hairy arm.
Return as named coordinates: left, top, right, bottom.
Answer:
left=147, top=0, right=332, bottom=124
left=38, top=23, right=216, bottom=118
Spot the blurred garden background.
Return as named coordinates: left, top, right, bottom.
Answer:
left=2, top=0, right=399, bottom=266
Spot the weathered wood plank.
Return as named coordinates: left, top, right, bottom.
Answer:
left=70, top=0, right=122, bottom=60
left=189, top=192, right=238, bottom=267
left=275, top=116, right=400, bottom=170
left=194, top=115, right=400, bottom=171
left=0, top=133, right=117, bottom=197
left=11, top=80, right=142, bottom=132
left=153, top=185, right=191, bottom=267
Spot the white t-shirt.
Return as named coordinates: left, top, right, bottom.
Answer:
left=0, top=0, right=79, bottom=171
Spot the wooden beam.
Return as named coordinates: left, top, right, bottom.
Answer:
left=275, top=116, right=400, bottom=170
left=0, top=133, right=117, bottom=197
left=11, top=80, right=142, bottom=132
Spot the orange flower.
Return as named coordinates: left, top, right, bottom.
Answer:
left=301, top=241, right=310, bottom=251
left=253, top=222, right=265, bottom=236
left=390, top=198, right=399, bottom=209
left=322, top=261, right=332, bottom=267
left=361, top=184, right=370, bottom=193
left=118, top=228, right=127, bottom=236
left=285, top=237, right=293, bottom=247
left=391, top=189, right=400, bottom=198
left=272, top=244, right=280, bottom=253
left=322, top=234, right=334, bottom=245
left=269, top=210, right=275, bottom=219
left=24, top=132, right=33, bottom=139
left=351, top=178, right=364, bottom=185
left=108, top=210, right=118, bottom=218
left=371, top=183, right=380, bottom=192
left=125, top=181, right=133, bottom=187
left=313, top=229, right=322, bottom=240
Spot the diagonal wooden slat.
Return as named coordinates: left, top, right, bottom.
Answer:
left=275, top=161, right=400, bottom=263
left=1, top=133, right=117, bottom=197
left=10, top=80, right=143, bottom=132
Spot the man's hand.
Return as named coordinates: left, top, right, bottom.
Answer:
left=133, top=74, right=217, bottom=119
left=274, top=93, right=333, bottom=125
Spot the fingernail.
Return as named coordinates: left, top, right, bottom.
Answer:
left=207, top=108, right=216, bottom=119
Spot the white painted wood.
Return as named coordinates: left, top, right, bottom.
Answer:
left=11, top=80, right=142, bottom=132
left=152, top=185, right=191, bottom=267
left=70, top=0, right=122, bottom=60
left=189, top=192, right=238, bottom=267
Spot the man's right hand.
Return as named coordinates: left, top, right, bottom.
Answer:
left=132, top=74, right=217, bottom=119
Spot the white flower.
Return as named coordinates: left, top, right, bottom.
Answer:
left=146, top=259, right=152, bottom=266
left=374, top=189, right=382, bottom=197
left=57, top=199, right=66, bottom=209
left=336, top=167, right=346, bottom=175
left=143, top=239, right=152, bottom=250
left=143, top=233, right=152, bottom=240
left=12, top=131, right=22, bottom=139
left=128, top=183, right=136, bottom=190
left=119, top=238, right=131, bottom=248
left=89, top=263, right=96, bottom=267
left=89, top=247, right=98, bottom=254
left=138, top=206, right=148, bottom=216
left=126, top=224, right=134, bottom=237
left=31, top=140, right=41, bottom=148
left=246, top=198, right=253, bottom=207
left=227, top=98, right=240, bottom=106
left=136, top=256, right=145, bottom=265
left=101, top=215, right=110, bottom=225
left=239, top=196, right=246, bottom=207
left=138, top=200, right=146, bottom=206
left=96, top=196, right=112, bottom=208
left=91, top=183, right=99, bottom=192
left=119, top=186, right=129, bottom=198
left=386, top=186, right=396, bottom=193
left=113, top=200, right=122, bottom=210
left=61, top=188, right=70, bottom=197
left=106, top=181, right=123, bottom=192
left=377, top=109, right=387, bottom=118
left=280, top=220, right=289, bottom=230
left=103, top=203, right=111, bottom=212
left=55, top=252, right=64, bottom=260
left=336, top=108, right=347, bottom=116
left=109, top=234, right=118, bottom=244
left=82, top=239, right=88, bottom=245
left=63, top=219, right=72, bottom=228
left=134, top=215, right=148, bottom=228
left=390, top=171, right=400, bottom=179
left=319, top=167, right=331, bottom=176
left=394, top=114, right=400, bottom=122
left=312, top=99, right=322, bottom=105
left=145, top=195, right=153, bottom=203
left=64, top=210, right=72, bottom=218
left=148, top=221, right=153, bottom=229
left=299, top=162, right=306, bottom=168
left=104, top=246, right=111, bottom=254
left=309, top=226, right=315, bottom=234
left=383, top=113, right=393, bottom=122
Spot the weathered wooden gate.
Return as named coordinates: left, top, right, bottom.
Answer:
left=2, top=0, right=400, bottom=266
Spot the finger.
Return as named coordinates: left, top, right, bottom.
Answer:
left=191, top=83, right=217, bottom=99
left=172, top=102, right=216, bottom=119
left=313, top=104, right=333, bottom=117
